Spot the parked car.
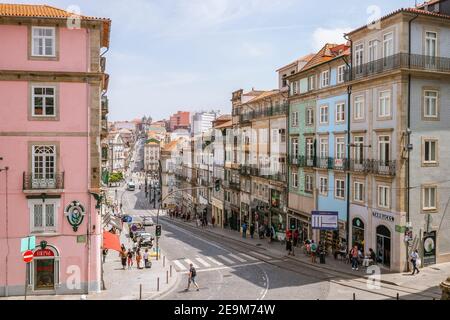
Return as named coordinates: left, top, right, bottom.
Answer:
left=143, top=217, right=154, bottom=227
left=127, top=181, right=136, bottom=191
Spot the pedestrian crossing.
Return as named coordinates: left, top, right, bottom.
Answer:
left=172, top=252, right=268, bottom=272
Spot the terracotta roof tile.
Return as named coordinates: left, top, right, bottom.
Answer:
left=0, top=4, right=111, bottom=47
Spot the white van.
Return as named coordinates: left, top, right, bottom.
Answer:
left=127, top=181, right=136, bottom=191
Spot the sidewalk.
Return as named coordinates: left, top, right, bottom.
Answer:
left=170, top=215, right=449, bottom=294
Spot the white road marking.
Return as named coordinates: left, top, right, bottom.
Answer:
left=239, top=253, right=258, bottom=261
left=257, top=268, right=270, bottom=300
left=217, top=255, right=235, bottom=264
left=195, top=261, right=264, bottom=273
left=173, top=260, right=187, bottom=271
left=252, top=252, right=271, bottom=260
left=195, top=257, right=211, bottom=268
left=206, top=256, right=224, bottom=266
left=228, top=253, right=246, bottom=263
left=184, top=258, right=198, bottom=268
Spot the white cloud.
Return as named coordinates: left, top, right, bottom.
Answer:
left=312, top=27, right=352, bottom=51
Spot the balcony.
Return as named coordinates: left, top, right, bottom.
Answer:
left=101, top=146, right=108, bottom=162
left=371, top=160, right=396, bottom=176
left=102, top=73, right=110, bottom=91
left=101, top=96, right=109, bottom=116
left=23, top=172, right=64, bottom=191
left=239, top=165, right=252, bottom=176
left=239, top=103, right=288, bottom=121
left=346, top=53, right=450, bottom=81
left=100, top=56, right=106, bottom=73
left=229, top=181, right=241, bottom=190
left=101, top=119, right=108, bottom=139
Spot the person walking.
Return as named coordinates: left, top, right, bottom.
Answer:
left=185, top=263, right=200, bottom=291
left=286, top=235, right=293, bottom=256
left=249, top=223, right=255, bottom=239
left=119, top=248, right=127, bottom=270
left=310, top=240, right=317, bottom=263
left=136, top=249, right=142, bottom=269
left=293, top=229, right=299, bottom=247
left=410, top=249, right=420, bottom=275
left=350, top=245, right=359, bottom=271
left=102, top=248, right=108, bottom=263
left=143, top=248, right=151, bottom=268
left=127, top=249, right=134, bottom=269
left=242, top=222, right=247, bottom=238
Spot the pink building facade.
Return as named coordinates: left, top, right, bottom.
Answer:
left=0, top=4, right=111, bottom=296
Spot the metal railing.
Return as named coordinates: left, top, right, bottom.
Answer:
left=346, top=53, right=450, bottom=80
left=238, top=103, right=288, bottom=121
left=23, top=172, right=65, bottom=190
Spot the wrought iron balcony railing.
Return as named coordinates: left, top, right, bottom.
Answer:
left=23, top=172, right=64, bottom=190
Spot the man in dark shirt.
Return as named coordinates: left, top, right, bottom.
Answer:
left=185, top=263, right=200, bottom=291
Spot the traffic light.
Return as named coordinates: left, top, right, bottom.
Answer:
left=215, top=179, right=220, bottom=191
left=155, top=224, right=161, bottom=237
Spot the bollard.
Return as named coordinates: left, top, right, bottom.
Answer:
left=163, top=255, right=166, bottom=267
left=139, top=284, right=142, bottom=300
left=157, top=277, right=160, bottom=292
left=396, top=293, right=399, bottom=300
left=353, top=293, right=356, bottom=300
left=166, top=270, right=169, bottom=284
left=170, top=265, right=172, bottom=277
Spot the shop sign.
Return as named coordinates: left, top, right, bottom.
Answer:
left=372, top=211, right=394, bottom=222
left=77, top=235, right=87, bottom=243
left=312, top=211, right=338, bottom=230
left=34, top=248, right=54, bottom=257
left=395, top=225, right=406, bottom=233
left=423, top=231, right=436, bottom=266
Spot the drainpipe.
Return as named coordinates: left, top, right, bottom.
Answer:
left=344, top=34, right=353, bottom=249
left=406, top=14, right=419, bottom=272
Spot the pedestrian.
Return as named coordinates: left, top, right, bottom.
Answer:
left=310, top=240, right=317, bottom=263
left=293, top=229, right=299, bottom=247
left=144, top=249, right=151, bottom=268
left=136, top=249, right=142, bottom=269
left=211, top=216, right=215, bottom=227
left=102, top=248, right=108, bottom=263
left=242, top=222, right=247, bottom=238
left=286, top=236, right=292, bottom=256
left=185, top=263, right=200, bottom=291
left=249, top=223, right=255, bottom=239
left=127, top=249, right=134, bottom=269
left=119, top=249, right=127, bottom=270
left=350, top=245, right=359, bottom=271
left=410, top=249, right=420, bottom=275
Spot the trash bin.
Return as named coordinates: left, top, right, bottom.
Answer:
left=320, top=251, right=326, bottom=264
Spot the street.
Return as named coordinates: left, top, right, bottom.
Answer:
left=118, top=185, right=443, bottom=300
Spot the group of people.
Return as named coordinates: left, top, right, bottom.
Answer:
left=119, top=244, right=151, bottom=270
left=240, top=222, right=256, bottom=239
left=284, top=229, right=300, bottom=255
left=303, top=240, right=325, bottom=263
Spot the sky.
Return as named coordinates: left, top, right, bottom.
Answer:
left=3, top=0, right=416, bottom=121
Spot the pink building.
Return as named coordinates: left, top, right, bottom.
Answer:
left=0, top=4, right=111, bottom=296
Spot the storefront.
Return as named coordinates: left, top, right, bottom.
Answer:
left=29, top=245, right=60, bottom=293
left=352, top=217, right=365, bottom=250
left=230, top=204, right=240, bottom=231
left=376, top=225, right=391, bottom=268
left=287, top=210, right=311, bottom=243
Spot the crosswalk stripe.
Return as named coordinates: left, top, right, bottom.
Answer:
left=228, top=253, right=246, bottom=263
left=184, top=258, right=198, bottom=268
left=251, top=252, right=271, bottom=260
left=217, top=255, right=235, bottom=264
left=239, top=253, right=258, bottom=261
left=195, top=257, right=211, bottom=268
left=173, top=260, right=187, bottom=271
left=206, top=256, right=224, bottom=266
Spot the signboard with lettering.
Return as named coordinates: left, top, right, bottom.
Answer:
left=34, top=248, right=54, bottom=257
left=312, top=211, right=338, bottom=230
left=372, top=211, right=394, bottom=222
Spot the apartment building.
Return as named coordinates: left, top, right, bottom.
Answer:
left=0, top=4, right=110, bottom=295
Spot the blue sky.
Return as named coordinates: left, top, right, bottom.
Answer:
left=4, top=0, right=415, bottom=121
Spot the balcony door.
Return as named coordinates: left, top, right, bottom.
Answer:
left=425, top=31, right=437, bottom=68
left=378, top=136, right=390, bottom=174
left=32, top=145, right=56, bottom=188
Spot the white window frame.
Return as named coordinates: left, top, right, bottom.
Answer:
left=355, top=44, right=364, bottom=70
left=368, top=39, right=378, bottom=63
left=292, top=171, right=298, bottom=188
left=31, top=85, right=56, bottom=117
left=423, top=186, right=437, bottom=211
left=309, top=75, right=315, bottom=91
left=319, top=176, right=328, bottom=196
left=378, top=135, right=391, bottom=163
left=335, top=102, right=345, bottom=123
left=306, top=107, right=314, bottom=126
left=292, top=111, right=299, bottom=126
left=305, top=175, right=313, bottom=193
left=28, top=198, right=60, bottom=233
left=306, top=138, right=314, bottom=160
left=424, top=139, right=437, bottom=164
left=383, top=32, right=394, bottom=58
left=425, top=31, right=437, bottom=57
left=321, top=70, right=330, bottom=88
left=335, top=137, right=345, bottom=160
left=319, top=105, right=329, bottom=124
left=31, top=26, right=56, bottom=57
left=337, top=65, right=346, bottom=83
left=319, top=138, right=328, bottom=159
left=354, top=181, right=364, bottom=202
left=353, top=136, right=364, bottom=164
left=335, top=179, right=345, bottom=199
left=377, top=185, right=390, bottom=209
left=378, top=90, right=391, bottom=117
left=424, top=90, right=439, bottom=118
left=291, top=138, right=299, bottom=157
left=354, top=95, right=365, bottom=120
